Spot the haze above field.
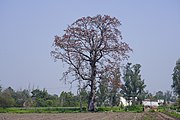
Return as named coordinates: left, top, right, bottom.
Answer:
left=0, top=0, right=180, bottom=95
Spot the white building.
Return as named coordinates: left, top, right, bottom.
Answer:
left=119, top=97, right=132, bottom=106
left=142, top=100, right=159, bottom=107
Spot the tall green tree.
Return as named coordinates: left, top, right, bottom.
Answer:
left=164, top=90, right=173, bottom=103
left=0, top=87, right=15, bottom=108
left=51, top=15, right=132, bottom=111
left=155, top=91, right=164, bottom=100
left=31, top=88, right=49, bottom=107
left=14, top=89, right=31, bottom=107
left=121, top=63, right=146, bottom=105
left=0, top=81, right=2, bottom=92
left=172, top=58, right=180, bottom=98
left=47, top=94, right=59, bottom=107
left=59, top=91, right=78, bottom=107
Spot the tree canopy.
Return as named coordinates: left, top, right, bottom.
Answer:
left=51, top=15, right=132, bottom=111
left=172, top=58, right=180, bottom=98
left=121, top=63, right=146, bottom=105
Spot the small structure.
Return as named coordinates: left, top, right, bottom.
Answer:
left=142, top=99, right=159, bottom=111
left=157, top=99, right=164, bottom=105
left=119, top=97, right=132, bottom=107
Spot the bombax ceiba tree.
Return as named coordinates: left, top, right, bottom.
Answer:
left=51, top=15, right=132, bottom=111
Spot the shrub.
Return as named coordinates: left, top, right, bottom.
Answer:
left=0, top=93, right=15, bottom=108
left=125, top=105, right=143, bottom=112
left=97, top=106, right=124, bottom=112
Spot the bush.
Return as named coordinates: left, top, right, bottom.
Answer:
left=97, top=106, right=124, bottom=112
left=176, top=98, right=180, bottom=109
left=0, top=108, right=8, bottom=113
left=0, top=94, right=15, bottom=108
left=46, top=100, right=53, bottom=107
left=125, top=105, right=143, bottom=112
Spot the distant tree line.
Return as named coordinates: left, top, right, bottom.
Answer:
left=0, top=86, right=87, bottom=108
left=0, top=61, right=178, bottom=108
left=0, top=86, right=176, bottom=109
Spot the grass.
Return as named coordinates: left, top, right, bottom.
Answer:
left=0, top=107, right=87, bottom=113
left=162, top=110, right=180, bottom=119
left=0, top=105, right=144, bottom=113
left=125, top=105, right=144, bottom=113
left=97, top=106, right=124, bottom=112
left=96, top=105, right=144, bottom=112
left=158, top=106, right=180, bottom=119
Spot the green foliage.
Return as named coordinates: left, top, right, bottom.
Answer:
left=31, top=89, right=48, bottom=100
left=125, top=105, right=144, bottom=112
left=172, top=58, right=180, bottom=97
left=46, top=100, right=53, bottom=107
left=59, top=91, right=79, bottom=107
left=174, top=98, right=180, bottom=110
left=0, top=86, right=89, bottom=108
left=158, top=105, right=180, bottom=119
left=167, top=111, right=180, bottom=118
left=35, top=98, right=46, bottom=107
left=0, top=87, right=32, bottom=108
left=121, top=63, right=146, bottom=105
left=164, top=91, right=173, bottom=102
left=14, top=89, right=31, bottom=107
left=0, top=106, right=144, bottom=113
left=97, top=106, right=124, bottom=112
left=97, top=78, right=109, bottom=107
left=79, top=88, right=88, bottom=106
left=154, top=91, right=164, bottom=100
left=0, top=83, right=2, bottom=92
left=0, top=107, right=87, bottom=113
left=148, top=109, right=156, bottom=112
left=160, top=108, right=180, bottom=119
left=0, top=91, right=15, bottom=108
left=31, top=89, right=61, bottom=107
left=0, top=108, right=8, bottom=113
left=97, top=105, right=143, bottom=112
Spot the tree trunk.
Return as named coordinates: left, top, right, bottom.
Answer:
left=88, top=61, right=96, bottom=111
left=88, top=80, right=96, bottom=111
left=132, top=96, right=136, bottom=105
left=79, top=95, right=82, bottom=112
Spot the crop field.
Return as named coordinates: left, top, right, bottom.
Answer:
left=0, top=112, right=178, bottom=120
left=0, top=112, right=142, bottom=120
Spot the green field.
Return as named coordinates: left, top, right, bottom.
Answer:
left=0, top=106, right=143, bottom=113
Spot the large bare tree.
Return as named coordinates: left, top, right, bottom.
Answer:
left=51, top=15, right=132, bottom=111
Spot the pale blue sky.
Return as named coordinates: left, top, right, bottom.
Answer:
left=0, top=0, right=180, bottom=95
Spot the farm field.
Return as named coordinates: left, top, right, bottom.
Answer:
left=0, top=112, right=141, bottom=120
left=0, top=112, right=177, bottom=120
